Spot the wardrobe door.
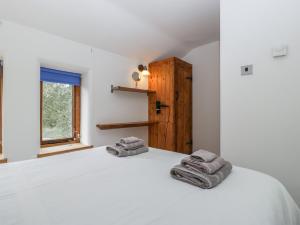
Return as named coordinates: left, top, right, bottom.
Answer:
left=175, top=60, right=192, bottom=154
left=148, top=58, right=175, bottom=151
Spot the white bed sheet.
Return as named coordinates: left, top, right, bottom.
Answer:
left=0, top=147, right=299, bottom=225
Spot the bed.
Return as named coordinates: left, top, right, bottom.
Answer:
left=0, top=147, right=299, bottom=225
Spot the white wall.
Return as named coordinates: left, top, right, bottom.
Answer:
left=0, top=20, right=148, bottom=161
left=184, top=41, right=220, bottom=155
left=221, top=0, right=300, bottom=205
left=91, top=49, right=148, bottom=147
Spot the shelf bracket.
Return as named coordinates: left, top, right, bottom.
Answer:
left=111, top=85, right=118, bottom=93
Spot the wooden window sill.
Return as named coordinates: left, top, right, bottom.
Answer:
left=38, top=143, right=93, bottom=158
left=0, top=154, right=7, bottom=164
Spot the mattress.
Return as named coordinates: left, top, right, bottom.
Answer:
left=0, top=147, right=299, bottom=225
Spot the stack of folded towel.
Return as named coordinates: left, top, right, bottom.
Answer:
left=170, top=149, right=232, bottom=189
left=106, top=136, right=148, bottom=157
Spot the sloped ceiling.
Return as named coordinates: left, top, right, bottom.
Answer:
left=0, top=0, right=219, bottom=61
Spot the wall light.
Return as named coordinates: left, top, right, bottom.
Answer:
left=138, top=64, right=150, bottom=76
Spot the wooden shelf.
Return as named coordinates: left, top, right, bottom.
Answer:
left=111, top=85, right=155, bottom=94
left=97, top=121, right=158, bottom=130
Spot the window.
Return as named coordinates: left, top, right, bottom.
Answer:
left=40, top=67, right=81, bottom=146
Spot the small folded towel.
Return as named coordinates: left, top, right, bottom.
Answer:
left=170, top=161, right=232, bottom=189
left=191, top=149, right=218, bottom=162
left=106, top=145, right=148, bottom=157
left=116, top=140, right=145, bottom=150
left=181, top=156, right=226, bottom=174
left=120, top=137, right=141, bottom=144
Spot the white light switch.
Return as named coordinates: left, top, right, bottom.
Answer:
left=241, top=65, right=253, bottom=76
left=272, top=45, right=288, bottom=58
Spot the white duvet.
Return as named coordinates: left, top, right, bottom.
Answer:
left=0, top=147, right=299, bottom=225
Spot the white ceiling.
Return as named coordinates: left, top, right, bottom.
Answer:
left=0, top=0, right=219, bottom=61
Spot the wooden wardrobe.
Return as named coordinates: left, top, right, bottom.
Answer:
left=148, top=57, right=192, bottom=154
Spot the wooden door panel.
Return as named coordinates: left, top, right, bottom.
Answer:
left=175, top=61, right=192, bottom=154
left=148, top=57, right=191, bottom=153
left=175, top=65, right=185, bottom=152
left=184, top=67, right=193, bottom=154
left=148, top=59, right=175, bottom=150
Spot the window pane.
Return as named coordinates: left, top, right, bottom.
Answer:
left=42, top=82, right=73, bottom=140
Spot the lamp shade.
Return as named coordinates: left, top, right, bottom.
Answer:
left=142, top=69, right=150, bottom=76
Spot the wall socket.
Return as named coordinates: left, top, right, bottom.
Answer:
left=241, top=65, right=253, bottom=76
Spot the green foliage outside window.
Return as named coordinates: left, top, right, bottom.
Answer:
left=42, top=82, right=73, bottom=140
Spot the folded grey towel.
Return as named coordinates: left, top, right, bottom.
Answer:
left=106, top=145, right=148, bottom=157
left=181, top=156, right=226, bottom=174
left=116, top=140, right=145, bottom=150
left=191, top=149, right=217, bottom=162
left=119, top=136, right=141, bottom=144
left=170, top=161, right=232, bottom=189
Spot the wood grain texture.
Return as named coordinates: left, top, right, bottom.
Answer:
left=73, top=86, right=81, bottom=141
left=38, top=144, right=93, bottom=158
left=148, top=57, right=192, bottom=154
left=97, top=121, right=158, bottom=130
left=111, top=86, right=155, bottom=94
left=148, top=58, right=175, bottom=150
left=41, top=140, right=79, bottom=148
left=175, top=60, right=193, bottom=154
left=0, top=157, right=7, bottom=164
